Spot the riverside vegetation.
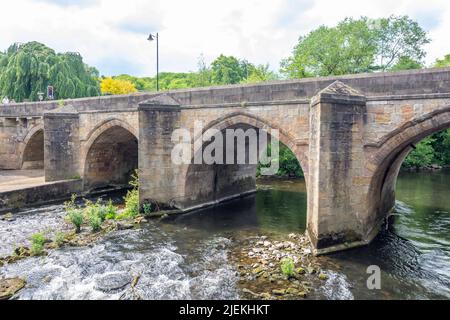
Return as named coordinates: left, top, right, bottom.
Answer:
left=0, top=171, right=150, bottom=265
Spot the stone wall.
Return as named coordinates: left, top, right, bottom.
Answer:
left=0, top=179, right=83, bottom=213
left=0, top=117, right=43, bottom=169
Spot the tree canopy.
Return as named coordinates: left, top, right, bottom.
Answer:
left=0, top=42, right=100, bottom=102
left=281, top=15, right=430, bottom=78
left=210, top=55, right=250, bottom=85
left=434, top=54, right=450, bottom=68
left=100, top=77, right=137, bottom=95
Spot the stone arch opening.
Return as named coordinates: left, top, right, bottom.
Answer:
left=181, top=116, right=307, bottom=213
left=367, top=108, right=450, bottom=226
left=84, top=125, right=138, bottom=190
left=22, top=129, right=44, bottom=170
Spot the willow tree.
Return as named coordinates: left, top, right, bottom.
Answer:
left=0, top=42, right=100, bottom=102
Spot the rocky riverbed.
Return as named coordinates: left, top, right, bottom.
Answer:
left=1, top=209, right=333, bottom=300
left=230, top=233, right=336, bottom=300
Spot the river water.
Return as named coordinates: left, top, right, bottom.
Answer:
left=0, top=171, right=449, bottom=300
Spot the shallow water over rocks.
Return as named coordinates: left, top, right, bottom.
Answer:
left=1, top=172, right=449, bottom=300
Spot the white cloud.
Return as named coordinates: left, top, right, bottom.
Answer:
left=0, top=0, right=449, bottom=76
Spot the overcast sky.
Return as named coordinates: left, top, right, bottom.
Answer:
left=1, top=0, right=449, bottom=77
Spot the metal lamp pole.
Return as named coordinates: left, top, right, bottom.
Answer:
left=148, top=33, right=159, bottom=91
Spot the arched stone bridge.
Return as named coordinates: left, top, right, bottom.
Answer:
left=1, top=68, right=449, bottom=254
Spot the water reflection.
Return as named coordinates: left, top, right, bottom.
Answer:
left=167, top=179, right=307, bottom=235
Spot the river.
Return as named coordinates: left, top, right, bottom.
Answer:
left=0, top=171, right=449, bottom=300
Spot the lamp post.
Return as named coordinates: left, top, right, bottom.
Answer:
left=147, top=32, right=159, bottom=91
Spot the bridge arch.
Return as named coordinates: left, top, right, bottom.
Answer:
left=191, top=112, right=308, bottom=174
left=82, top=118, right=138, bottom=190
left=366, top=106, right=450, bottom=224
left=180, top=112, right=308, bottom=209
left=20, top=125, right=44, bottom=170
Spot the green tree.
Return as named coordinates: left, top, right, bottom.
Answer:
left=434, top=54, right=450, bottom=68
left=192, top=54, right=212, bottom=87
left=0, top=42, right=100, bottom=102
left=281, top=15, right=429, bottom=78
left=281, top=17, right=376, bottom=78
left=403, top=137, right=435, bottom=169
left=430, top=129, right=450, bottom=165
left=242, top=64, right=279, bottom=84
left=257, top=143, right=303, bottom=178
left=390, top=56, right=423, bottom=71
left=211, top=54, right=249, bottom=85
left=374, top=15, right=430, bottom=71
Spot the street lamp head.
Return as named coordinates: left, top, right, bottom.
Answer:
left=147, top=33, right=155, bottom=41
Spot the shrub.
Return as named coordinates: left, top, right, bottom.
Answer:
left=280, top=257, right=295, bottom=278
left=119, top=189, right=139, bottom=219
left=89, top=213, right=102, bottom=232
left=54, top=232, right=65, bottom=247
left=105, top=200, right=118, bottom=220
left=118, top=171, right=140, bottom=219
left=67, top=209, right=84, bottom=233
left=30, top=233, right=46, bottom=255
left=83, top=199, right=108, bottom=232
left=142, top=203, right=153, bottom=217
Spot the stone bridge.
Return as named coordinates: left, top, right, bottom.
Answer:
left=1, top=68, right=449, bottom=254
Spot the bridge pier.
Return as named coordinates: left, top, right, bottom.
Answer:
left=307, top=81, right=373, bottom=254
left=138, top=96, right=187, bottom=209
left=44, top=107, right=80, bottom=182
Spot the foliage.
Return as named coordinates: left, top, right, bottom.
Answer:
left=54, top=232, right=65, bottom=247
left=65, top=195, right=83, bottom=233
left=100, top=77, right=137, bottom=95
left=280, top=257, right=295, bottom=278
left=142, top=203, right=153, bottom=217
left=192, top=54, right=213, bottom=87
left=117, top=171, right=140, bottom=219
left=403, top=137, right=435, bottom=169
left=402, top=129, right=450, bottom=169
left=373, top=15, right=430, bottom=71
left=281, top=15, right=429, bottom=78
left=0, top=41, right=100, bottom=102
left=434, top=54, right=450, bottom=68
left=435, top=129, right=450, bottom=165
left=105, top=54, right=278, bottom=94
left=242, top=64, right=279, bottom=84
left=210, top=54, right=250, bottom=85
left=281, top=17, right=377, bottom=78
left=67, top=209, right=84, bottom=233
left=257, top=143, right=303, bottom=178
left=113, top=74, right=152, bottom=91
left=88, top=212, right=102, bottom=232
left=82, top=199, right=107, bottom=232
left=30, top=232, right=46, bottom=255
left=105, top=199, right=118, bottom=220
left=390, top=56, right=423, bottom=71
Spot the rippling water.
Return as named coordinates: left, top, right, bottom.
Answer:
left=1, top=171, right=449, bottom=300
left=1, top=223, right=239, bottom=300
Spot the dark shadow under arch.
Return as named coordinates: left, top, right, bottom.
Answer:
left=84, top=125, right=138, bottom=190
left=22, top=129, right=44, bottom=170
left=181, top=120, right=306, bottom=212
